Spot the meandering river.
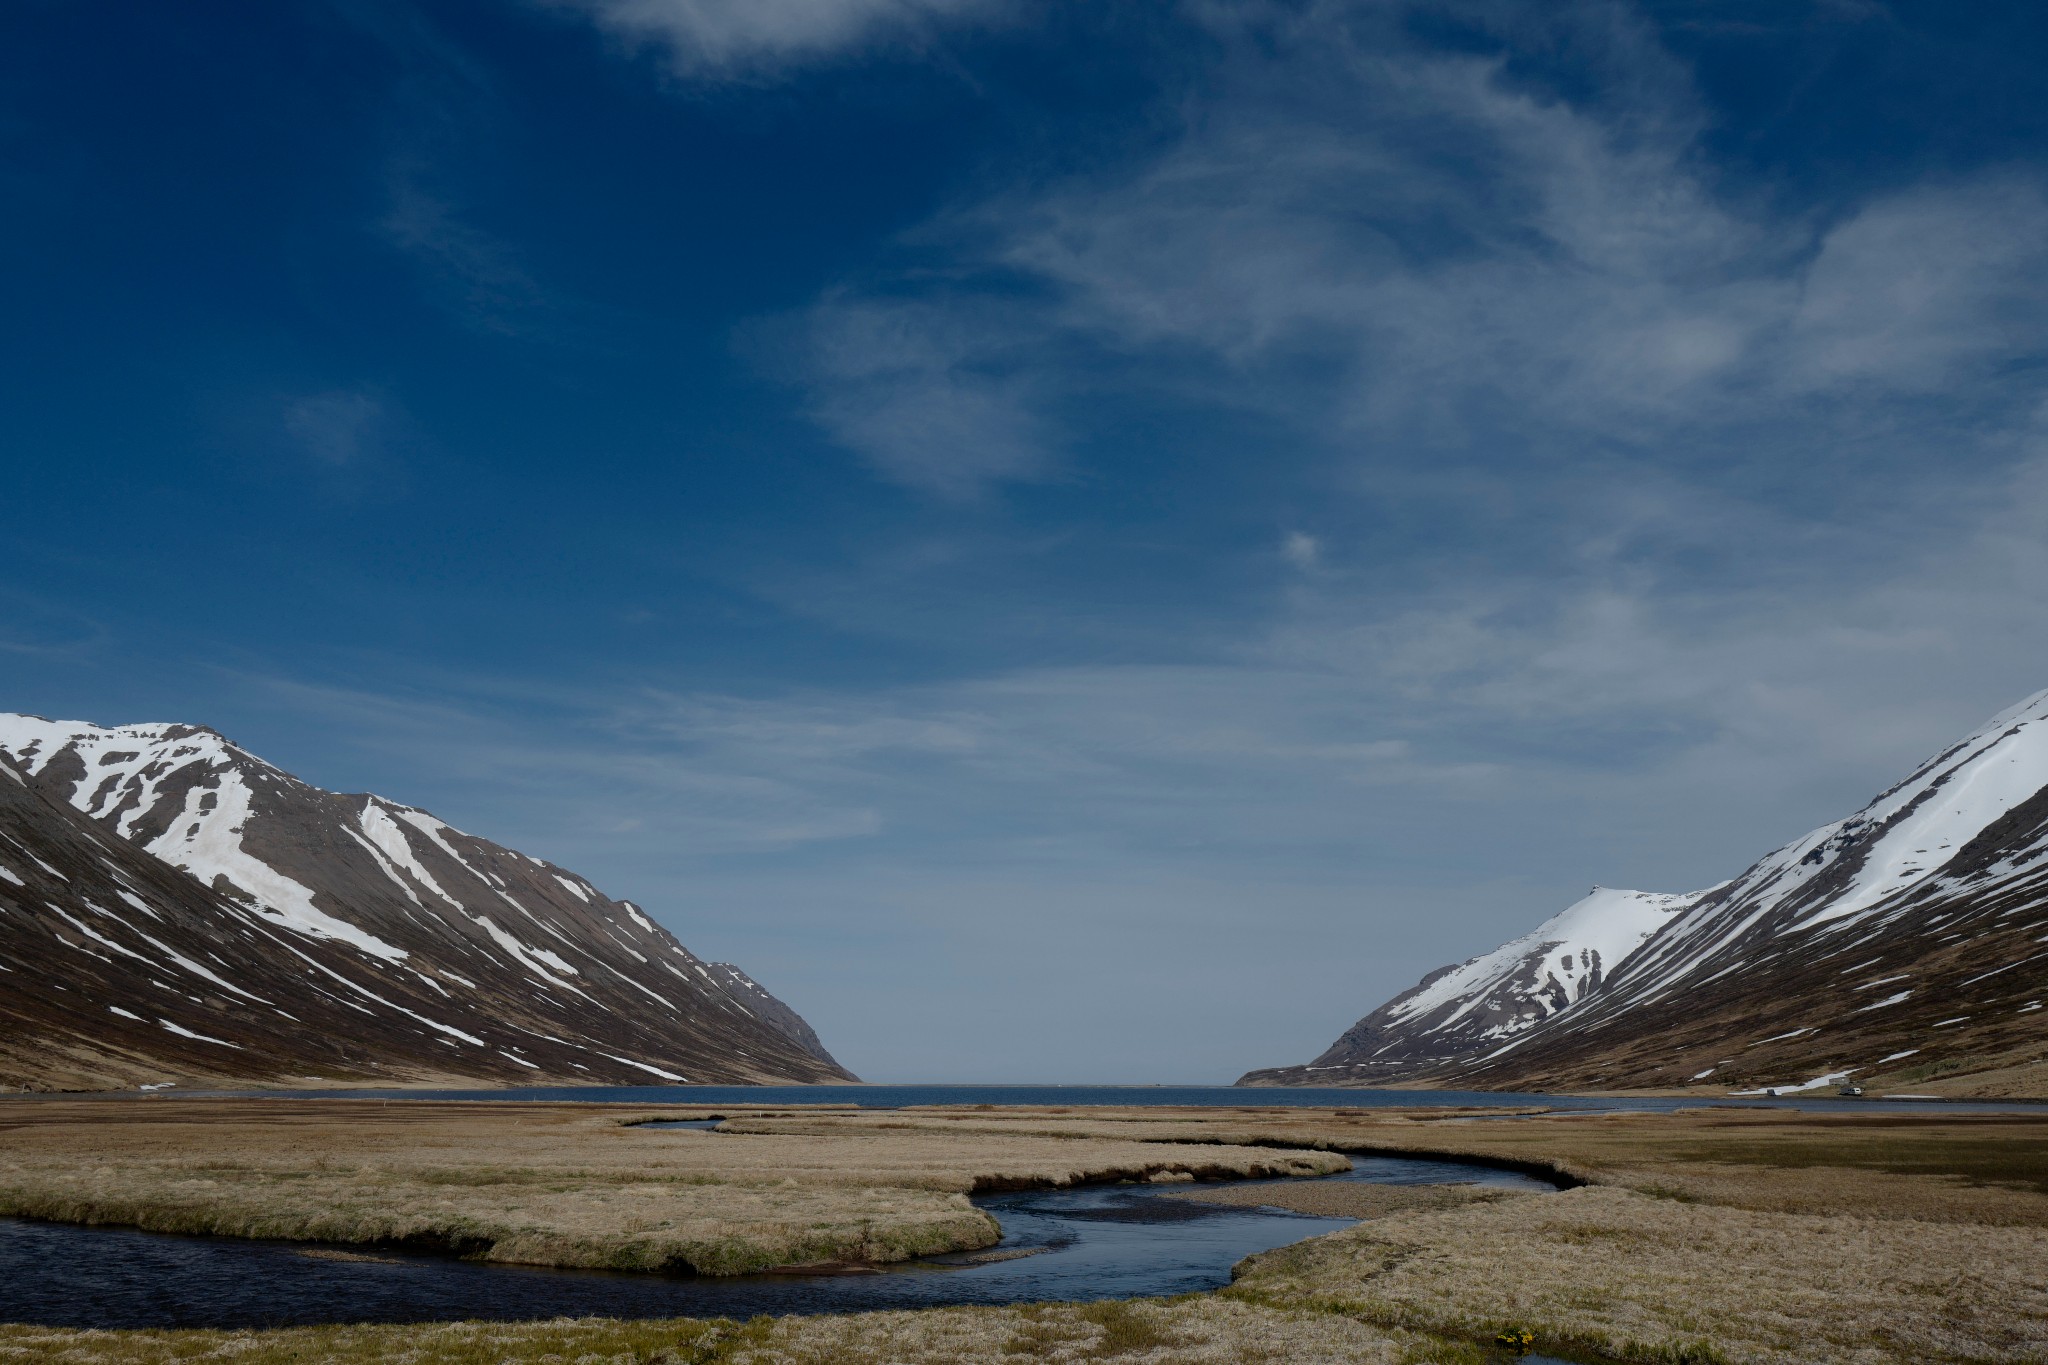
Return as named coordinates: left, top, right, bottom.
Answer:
left=0, top=1152, right=1553, bottom=1330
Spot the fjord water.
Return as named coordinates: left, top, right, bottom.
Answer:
left=240, top=1082, right=2039, bottom=1114
left=0, top=1155, right=1548, bottom=1330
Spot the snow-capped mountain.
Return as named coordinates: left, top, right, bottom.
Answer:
left=1244, top=689, right=2048, bottom=1095
left=0, top=714, right=853, bottom=1090
left=1239, top=887, right=1701, bottom=1085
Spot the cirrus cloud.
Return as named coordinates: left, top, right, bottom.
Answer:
left=548, top=0, right=1003, bottom=78
left=785, top=1, right=2048, bottom=499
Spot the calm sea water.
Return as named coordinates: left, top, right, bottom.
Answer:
left=0, top=1154, right=1549, bottom=1330
left=167, top=1081, right=2041, bottom=1115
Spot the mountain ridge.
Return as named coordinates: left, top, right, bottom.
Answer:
left=1242, top=689, right=2048, bottom=1096
left=0, top=713, right=853, bottom=1091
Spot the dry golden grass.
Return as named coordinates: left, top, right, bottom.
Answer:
left=748, top=1297, right=1483, bottom=1364
left=0, top=1099, right=1344, bottom=1274
left=0, top=1302, right=1481, bottom=1365
left=0, top=1318, right=746, bottom=1365
left=1230, top=1185, right=2048, bottom=1365
left=1158, top=1179, right=1527, bottom=1220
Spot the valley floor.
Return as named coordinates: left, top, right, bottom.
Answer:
left=3, top=1100, right=2046, bottom=1363
left=0, top=1098, right=1344, bottom=1275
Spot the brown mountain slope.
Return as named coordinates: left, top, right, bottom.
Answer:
left=1245, top=689, right=2048, bottom=1096
left=0, top=715, right=852, bottom=1090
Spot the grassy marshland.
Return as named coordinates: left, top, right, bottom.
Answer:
left=0, top=1301, right=1493, bottom=1365
left=3, top=1100, right=2046, bottom=1363
left=1227, top=1184, right=2048, bottom=1364
left=1161, top=1177, right=1526, bottom=1219
left=725, top=1101, right=2048, bottom=1223
left=0, top=1099, right=1344, bottom=1274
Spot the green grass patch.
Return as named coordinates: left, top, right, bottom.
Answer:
left=1662, top=1133, right=2048, bottom=1194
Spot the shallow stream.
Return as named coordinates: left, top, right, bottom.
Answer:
left=0, top=1153, right=1552, bottom=1331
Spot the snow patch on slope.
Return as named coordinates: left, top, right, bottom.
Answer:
left=1596, top=687, right=2048, bottom=1007
left=150, top=771, right=407, bottom=961
left=0, top=716, right=406, bottom=962
left=1390, top=886, right=1699, bottom=1036
left=357, top=800, right=462, bottom=908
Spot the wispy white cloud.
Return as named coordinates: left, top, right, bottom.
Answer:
left=788, top=0, right=2048, bottom=495
left=232, top=412, right=2048, bottom=891
left=380, top=178, right=555, bottom=337
left=268, top=386, right=422, bottom=502
left=549, top=0, right=1001, bottom=78
left=801, top=294, right=1053, bottom=498
left=282, top=391, right=390, bottom=468
left=334, top=7, right=573, bottom=342
left=1786, top=177, right=2048, bottom=390
left=0, top=589, right=108, bottom=660
left=230, top=672, right=885, bottom=856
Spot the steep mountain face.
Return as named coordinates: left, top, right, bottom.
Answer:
left=0, top=749, right=385, bottom=1091
left=0, top=714, right=853, bottom=1090
left=1240, top=888, right=1701, bottom=1086
left=1244, top=690, right=2048, bottom=1095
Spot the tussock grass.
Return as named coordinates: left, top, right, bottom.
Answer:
left=0, top=1301, right=1494, bottom=1365
left=1662, top=1128, right=2048, bottom=1193
left=0, top=1316, right=771, bottom=1365
left=1158, top=1179, right=1526, bottom=1220
left=1228, top=1185, right=2048, bottom=1364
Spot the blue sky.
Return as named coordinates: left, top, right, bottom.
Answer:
left=9, top=0, right=2048, bottom=1081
